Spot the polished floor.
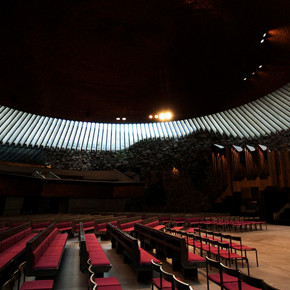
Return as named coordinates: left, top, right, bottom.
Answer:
left=51, top=224, right=289, bottom=290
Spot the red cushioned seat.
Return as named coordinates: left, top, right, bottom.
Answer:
left=139, top=248, right=160, bottom=265
left=49, top=239, right=66, bottom=247
left=208, top=273, right=238, bottom=284
left=90, top=252, right=111, bottom=266
left=33, top=255, right=60, bottom=269
left=223, top=282, right=262, bottom=290
left=187, top=251, right=206, bottom=263
left=98, top=286, right=122, bottom=290
left=94, top=277, right=120, bottom=286
left=122, top=227, right=135, bottom=232
left=20, top=280, right=54, bottom=290
left=4, top=244, right=24, bottom=253
left=2, top=236, right=15, bottom=251
left=0, top=252, right=16, bottom=268
left=153, top=225, right=165, bottom=230
left=87, top=244, right=102, bottom=252
left=43, top=246, right=63, bottom=256
left=152, top=277, right=172, bottom=289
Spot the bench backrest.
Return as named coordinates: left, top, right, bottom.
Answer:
left=117, top=216, right=142, bottom=229
left=0, top=222, right=31, bottom=241
left=107, top=223, right=139, bottom=265
left=134, top=223, right=187, bottom=263
left=26, top=222, right=55, bottom=269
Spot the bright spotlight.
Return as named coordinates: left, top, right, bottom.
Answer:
left=122, top=117, right=126, bottom=121
left=243, top=78, right=247, bottom=81
left=260, top=39, right=265, bottom=43
left=149, top=115, right=153, bottom=119
left=259, top=65, right=263, bottom=69
left=159, top=113, right=165, bottom=120
left=165, top=112, right=172, bottom=120
left=154, top=114, right=159, bottom=119
left=116, top=117, right=120, bottom=120
left=263, top=33, right=267, bottom=38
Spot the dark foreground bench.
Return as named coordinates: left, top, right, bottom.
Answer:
left=107, top=222, right=160, bottom=282
left=134, top=223, right=206, bottom=278
left=26, top=223, right=67, bottom=278
left=0, top=223, right=37, bottom=282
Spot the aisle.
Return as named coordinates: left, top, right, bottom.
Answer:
left=53, top=237, right=87, bottom=290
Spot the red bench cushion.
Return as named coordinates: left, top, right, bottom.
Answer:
left=139, top=248, right=160, bottom=265
left=94, top=277, right=120, bottom=286
left=20, top=280, right=54, bottom=290
left=0, top=252, right=16, bottom=268
left=187, top=252, right=206, bottom=263
left=90, top=252, right=111, bottom=266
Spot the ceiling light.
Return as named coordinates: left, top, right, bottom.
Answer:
left=165, top=112, right=172, bottom=120
left=116, top=117, right=120, bottom=120
left=259, top=65, right=263, bottom=69
left=243, top=78, right=247, bottom=81
left=159, top=113, right=165, bottom=120
left=263, top=33, right=267, bottom=38
left=260, top=39, right=265, bottom=43
left=154, top=114, right=159, bottom=119
left=149, top=115, right=153, bottom=119
left=252, top=72, right=256, bottom=76
left=122, top=117, right=126, bottom=121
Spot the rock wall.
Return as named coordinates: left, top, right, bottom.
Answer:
left=44, top=129, right=290, bottom=212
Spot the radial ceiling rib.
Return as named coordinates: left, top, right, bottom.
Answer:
left=0, top=83, right=290, bottom=151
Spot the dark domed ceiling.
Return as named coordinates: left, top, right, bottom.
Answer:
left=0, top=0, right=290, bottom=122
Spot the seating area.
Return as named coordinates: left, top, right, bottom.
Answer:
left=0, top=223, right=37, bottom=282
left=0, top=214, right=285, bottom=289
left=134, top=223, right=206, bottom=278
left=107, top=222, right=161, bottom=282
left=206, top=257, right=277, bottom=290
left=25, top=223, right=68, bottom=278
left=187, top=229, right=258, bottom=268
left=79, top=222, right=112, bottom=276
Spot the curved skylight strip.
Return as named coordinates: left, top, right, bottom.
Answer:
left=1, top=83, right=290, bottom=151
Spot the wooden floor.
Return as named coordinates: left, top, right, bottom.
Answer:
left=48, top=224, right=290, bottom=290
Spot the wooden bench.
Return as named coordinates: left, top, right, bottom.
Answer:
left=142, top=217, right=165, bottom=231
left=0, top=223, right=37, bottom=282
left=74, top=218, right=95, bottom=234
left=134, top=223, right=206, bottom=278
left=25, top=222, right=67, bottom=278
left=94, top=216, right=126, bottom=239
left=117, top=216, right=142, bottom=233
left=79, top=222, right=112, bottom=276
left=107, top=222, right=160, bottom=282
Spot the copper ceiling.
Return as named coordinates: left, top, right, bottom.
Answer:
left=0, top=0, right=290, bottom=123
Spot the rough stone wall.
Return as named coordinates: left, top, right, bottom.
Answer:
left=43, top=129, right=290, bottom=212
